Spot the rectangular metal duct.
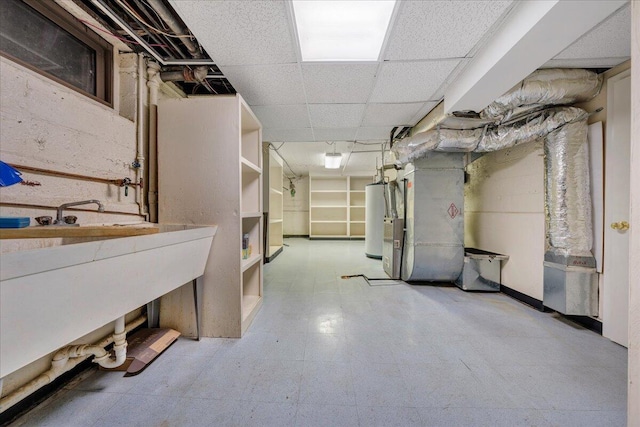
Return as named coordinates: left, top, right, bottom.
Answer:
left=401, top=152, right=465, bottom=282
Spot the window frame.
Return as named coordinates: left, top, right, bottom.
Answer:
left=0, top=0, right=113, bottom=106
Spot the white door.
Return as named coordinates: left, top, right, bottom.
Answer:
left=603, top=70, right=631, bottom=347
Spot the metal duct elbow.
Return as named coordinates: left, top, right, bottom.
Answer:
left=544, top=118, right=593, bottom=257
left=391, top=127, right=483, bottom=164
left=476, top=107, right=588, bottom=152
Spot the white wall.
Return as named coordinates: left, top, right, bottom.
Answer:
left=628, top=1, right=639, bottom=422
left=283, top=176, right=309, bottom=236
left=465, top=141, right=546, bottom=300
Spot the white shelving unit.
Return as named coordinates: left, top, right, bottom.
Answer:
left=309, top=176, right=371, bottom=239
left=158, top=94, right=263, bottom=337
left=267, top=149, right=283, bottom=261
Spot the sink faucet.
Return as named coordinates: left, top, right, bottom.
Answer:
left=55, top=200, right=105, bottom=225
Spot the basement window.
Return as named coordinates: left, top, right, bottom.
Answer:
left=0, top=0, right=112, bottom=104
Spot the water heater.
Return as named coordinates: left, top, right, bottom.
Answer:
left=365, top=182, right=385, bottom=259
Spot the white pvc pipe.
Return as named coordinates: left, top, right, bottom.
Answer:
left=0, top=315, right=146, bottom=414
left=91, top=316, right=128, bottom=369
left=136, top=53, right=148, bottom=219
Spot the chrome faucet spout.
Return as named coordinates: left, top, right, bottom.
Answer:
left=55, top=200, right=105, bottom=224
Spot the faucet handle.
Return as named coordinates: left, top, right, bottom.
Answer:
left=120, top=177, right=132, bottom=196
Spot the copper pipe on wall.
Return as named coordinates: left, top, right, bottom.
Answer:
left=8, top=164, right=132, bottom=186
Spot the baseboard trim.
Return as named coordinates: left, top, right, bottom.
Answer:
left=265, top=246, right=283, bottom=263
left=564, top=315, right=603, bottom=335
left=500, top=284, right=545, bottom=311
left=500, top=285, right=602, bottom=335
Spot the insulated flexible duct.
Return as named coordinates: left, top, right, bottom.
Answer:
left=392, top=107, right=588, bottom=163
left=545, top=119, right=593, bottom=257
left=476, top=107, right=588, bottom=152
left=390, top=69, right=601, bottom=259
left=392, top=107, right=592, bottom=258
left=480, top=68, right=601, bottom=123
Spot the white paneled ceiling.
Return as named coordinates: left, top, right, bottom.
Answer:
left=550, top=3, right=631, bottom=61
left=383, top=0, right=514, bottom=60
left=170, top=0, right=631, bottom=176
left=274, top=141, right=386, bottom=177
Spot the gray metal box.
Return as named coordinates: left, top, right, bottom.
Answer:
left=383, top=218, right=404, bottom=280
left=455, top=248, right=508, bottom=292
left=543, top=261, right=598, bottom=316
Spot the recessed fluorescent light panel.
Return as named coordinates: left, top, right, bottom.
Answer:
left=293, top=0, right=396, bottom=62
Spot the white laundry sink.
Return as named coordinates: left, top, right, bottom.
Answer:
left=0, top=225, right=216, bottom=378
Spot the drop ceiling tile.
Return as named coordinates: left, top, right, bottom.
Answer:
left=383, top=1, right=513, bottom=60
left=302, top=63, right=378, bottom=103
left=369, top=60, right=461, bottom=103
left=355, top=127, right=393, bottom=141
left=308, top=104, right=366, bottom=128
left=362, top=103, right=426, bottom=127
left=169, top=0, right=296, bottom=65
left=555, top=4, right=630, bottom=60
left=263, top=128, right=315, bottom=143
left=220, top=64, right=305, bottom=105
left=252, top=105, right=310, bottom=129
left=428, top=59, right=470, bottom=101
left=313, top=128, right=358, bottom=141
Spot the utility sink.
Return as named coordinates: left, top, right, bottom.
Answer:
left=0, top=223, right=159, bottom=239
left=0, top=224, right=217, bottom=378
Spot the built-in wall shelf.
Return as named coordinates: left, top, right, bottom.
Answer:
left=241, top=158, right=261, bottom=174
left=309, top=175, right=372, bottom=239
left=158, top=94, right=263, bottom=338
left=265, top=148, right=283, bottom=263
left=242, top=212, right=262, bottom=219
left=242, top=253, right=262, bottom=272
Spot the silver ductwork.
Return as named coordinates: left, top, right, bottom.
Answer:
left=388, top=68, right=600, bottom=305
left=392, top=106, right=592, bottom=260
left=544, top=119, right=593, bottom=257
left=477, top=107, right=587, bottom=152
left=392, top=107, right=588, bottom=163
left=401, top=153, right=465, bottom=282
left=480, top=68, right=602, bottom=123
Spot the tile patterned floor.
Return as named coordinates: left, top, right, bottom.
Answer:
left=11, top=238, right=627, bottom=426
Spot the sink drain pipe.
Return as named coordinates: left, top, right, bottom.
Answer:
left=0, top=315, right=146, bottom=414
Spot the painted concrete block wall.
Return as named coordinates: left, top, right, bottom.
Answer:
left=0, top=52, right=145, bottom=396
left=465, top=141, right=546, bottom=300
left=283, top=176, right=309, bottom=236
left=0, top=56, right=144, bottom=244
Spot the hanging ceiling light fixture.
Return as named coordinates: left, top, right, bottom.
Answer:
left=324, top=143, right=342, bottom=169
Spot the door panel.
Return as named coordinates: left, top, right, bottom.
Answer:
left=603, top=70, right=631, bottom=347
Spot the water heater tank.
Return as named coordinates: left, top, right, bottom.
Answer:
left=365, top=183, right=385, bottom=259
